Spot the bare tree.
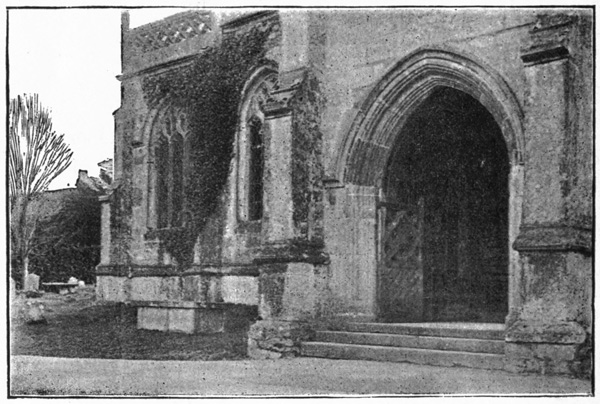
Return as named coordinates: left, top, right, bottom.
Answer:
left=9, top=94, right=73, bottom=287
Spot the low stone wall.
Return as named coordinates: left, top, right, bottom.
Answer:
left=96, top=266, right=261, bottom=335
left=96, top=265, right=259, bottom=305
left=136, top=301, right=257, bottom=334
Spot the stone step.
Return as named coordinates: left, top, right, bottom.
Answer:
left=316, top=331, right=505, bottom=354
left=301, top=342, right=505, bottom=371
left=339, top=322, right=505, bottom=341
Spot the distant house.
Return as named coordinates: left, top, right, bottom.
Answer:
left=97, top=158, right=114, bottom=186
left=22, top=160, right=112, bottom=285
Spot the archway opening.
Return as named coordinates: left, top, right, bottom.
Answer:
left=381, top=86, right=509, bottom=323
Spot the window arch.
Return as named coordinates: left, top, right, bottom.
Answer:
left=153, top=107, right=190, bottom=229
left=237, top=68, right=277, bottom=223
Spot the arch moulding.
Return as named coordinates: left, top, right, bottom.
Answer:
left=335, top=47, right=525, bottom=187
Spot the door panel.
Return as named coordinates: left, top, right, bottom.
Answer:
left=378, top=198, right=424, bottom=322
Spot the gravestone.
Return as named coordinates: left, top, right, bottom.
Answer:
left=24, top=301, right=47, bottom=324
left=24, top=273, right=40, bottom=292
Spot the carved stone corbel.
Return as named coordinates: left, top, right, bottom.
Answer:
left=520, top=13, right=575, bottom=66
left=263, top=83, right=301, bottom=119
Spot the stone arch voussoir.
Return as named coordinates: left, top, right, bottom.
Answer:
left=338, top=47, right=525, bottom=187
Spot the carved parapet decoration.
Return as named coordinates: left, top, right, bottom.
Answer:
left=221, top=11, right=280, bottom=42
left=127, top=11, right=213, bottom=54
left=520, top=13, right=575, bottom=66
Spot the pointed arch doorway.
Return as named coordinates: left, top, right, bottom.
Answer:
left=378, top=87, right=510, bottom=323
left=339, top=49, right=524, bottom=325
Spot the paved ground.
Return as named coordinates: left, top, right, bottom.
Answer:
left=10, top=355, right=592, bottom=397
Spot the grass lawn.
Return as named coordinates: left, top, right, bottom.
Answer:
left=10, top=286, right=249, bottom=361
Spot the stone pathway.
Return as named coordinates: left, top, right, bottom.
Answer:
left=10, top=355, right=591, bottom=396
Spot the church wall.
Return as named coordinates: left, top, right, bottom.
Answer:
left=318, top=9, right=534, bottom=317
left=96, top=8, right=592, bottom=376
left=319, top=9, right=535, bottom=174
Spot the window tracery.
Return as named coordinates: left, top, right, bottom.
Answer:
left=153, top=107, right=190, bottom=229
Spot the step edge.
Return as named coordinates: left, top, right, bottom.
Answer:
left=301, top=341, right=506, bottom=358
left=342, top=324, right=505, bottom=340
left=317, top=330, right=506, bottom=343
left=314, top=332, right=505, bottom=354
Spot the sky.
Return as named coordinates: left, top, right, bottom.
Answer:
left=8, top=8, right=187, bottom=190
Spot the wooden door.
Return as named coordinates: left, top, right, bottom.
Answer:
left=377, top=198, right=424, bottom=322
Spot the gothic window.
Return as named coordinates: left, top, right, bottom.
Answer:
left=156, top=136, right=170, bottom=228
left=237, top=70, right=277, bottom=223
left=154, top=108, right=189, bottom=229
left=247, top=116, right=264, bottom=221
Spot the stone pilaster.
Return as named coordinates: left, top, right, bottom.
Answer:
left=248, top=262, right=325, bottom=359
left=249, top=72, right=326, bottom=356
left=508, top=13, right=592, bottom=377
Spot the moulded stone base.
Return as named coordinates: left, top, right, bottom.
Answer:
left=506, top=321, right=586, bottom=344
left=504, top=320, right=590, bottom=377
left=137, top=304, right=258, bottom=334
left=504, top=342, right=590, bottom=377
left=247, top=319, right=315, bottom=359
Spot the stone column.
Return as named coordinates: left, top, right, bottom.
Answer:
left=323, top=183, right=379, bottom=319
left=508, top=13, right=592, bottom=376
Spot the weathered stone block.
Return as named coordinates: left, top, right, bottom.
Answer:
left=196, top=309, right=227, bottom=334
left=221, top=276, right=259, bottom=305
left=205, top=277, right=221, bottom=303
left=504, top=342, right=581, bottom=375
left=281, top=263, right=317, bottom=320
left=506, top=321, right=586, bottom=344
left=137, top=307, right=168, bottom=331
left=514, top=251, right=591, bottom=330
left=247, top=319, right=314, bottom=359
left=258, top=270, right=285, bottom=319
left=168, top=309, right=196, bottom=333
left=160, top=277, right=182, bottom=301
left=182, top=275, right=202, bottom=301
left=130, top=277, right=162, bottom=301
left=96, top=276, right=128, bottom=302
left=136, top=304, right=256, bottom=334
